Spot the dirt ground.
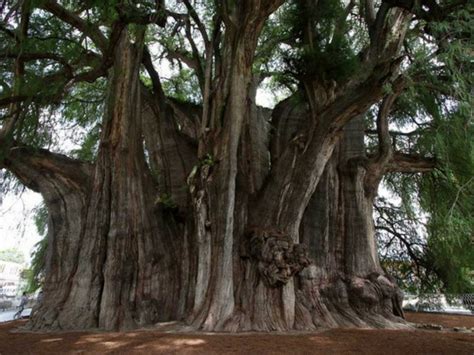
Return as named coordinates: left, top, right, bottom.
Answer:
left=0, top=312, right=472, bottom=354
left=405, top=311, right=474, bottom=328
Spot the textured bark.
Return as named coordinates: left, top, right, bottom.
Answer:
left=231, top=107, right=406, bottom=331
left=0, top=4, right=419, bottom=332
left=61, top=32, right=189, bottom=330
left=1, top=31, right=192, bottom=331
left=2, top=147, right=90, bottom=329
left=142, top=93, right=198, bottom=208
left=188, top=2, right=285, bottom=330
left=4, top=90, right=408, bottom=333
left=295, top=119, right=406, bottom=329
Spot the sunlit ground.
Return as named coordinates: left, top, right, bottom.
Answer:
left=0, top=313, right=472, bottom=354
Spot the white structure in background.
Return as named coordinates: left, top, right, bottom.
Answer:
left=0, top=260, right=23, bottom=297
left=403, top=293, right=473, bottom=315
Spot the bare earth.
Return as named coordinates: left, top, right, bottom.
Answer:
left=0, top=312, right=472, bottom=354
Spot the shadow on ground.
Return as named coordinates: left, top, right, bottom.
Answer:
left=0, top=312, right=472, bottom=354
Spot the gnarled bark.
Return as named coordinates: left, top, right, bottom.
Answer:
left=230, top=104, right=407, bottom=331
left=296, top=118, right=406, bottom=329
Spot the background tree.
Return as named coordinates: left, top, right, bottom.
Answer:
left=0, top=247, right=25, bottom=264
left=19, top=203, right=48, bottom=293
left=373, top=11, right=474, bottom=295
left=0, top=0, right=471, bottom=331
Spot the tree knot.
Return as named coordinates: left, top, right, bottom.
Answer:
left=246, top=227, right=311, bottom=287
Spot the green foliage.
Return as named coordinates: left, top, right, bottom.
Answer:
left=374, top=3, right=474, bottom=294
left=0, top=248, right=25, bottom=264
left=0, top=170, right=24, bottom=197
left=61, top=80, right=106, bottom=126
left=380, top=116, right=473, bottom=294
left=22, top=204, right=49, bottom=293
left=33, top=204, right=48, bottom=237
left=162, top=68, right=202, bottom=104
left=155, top=193, right=177, bottom=210
left=375, top=197, right=434, bottom=293
left=281, top=0, right=359, bottom=83
left=22, top=238, right=48, bottom=293
left=200, top=153, right=215, bottom=167
left=0, top=2, right=107, bottom=155
left=419, top=113, right=474, bottom=293
left=71, top=125, right=100, bottom=161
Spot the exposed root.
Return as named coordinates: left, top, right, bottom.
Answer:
left=296, top=265, right=409, bottom=330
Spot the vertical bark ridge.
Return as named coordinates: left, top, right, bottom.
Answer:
left=142, top=93, right=198, bottom=208
left=31, top=30, right=186, bottom=330
left=295, top=118, right=406, bottom=329
left=340, top=118, right=381, bottom=276
left=190, top=4, right=281, bottom=328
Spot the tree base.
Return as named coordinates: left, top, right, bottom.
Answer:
left=185, top=265, right=408, bottom=332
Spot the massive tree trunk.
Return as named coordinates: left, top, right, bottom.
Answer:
left=55, top=31, right=173, bottom=330
left=223, top=102, right=407, bottom=331
left=186, top=1, right=286, bottom=331
left=0, top=8, right=416, bottom=331
left=296, top=118, right=405, bottom=329
left=3, top=31, right=192, bottom=330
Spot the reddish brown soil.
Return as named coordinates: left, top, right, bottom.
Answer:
left=405, top=311, right=474, bottom=328
left=0, top=313, right=472, bottom=354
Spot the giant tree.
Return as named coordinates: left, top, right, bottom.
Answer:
left=0, top=0, right=471, bottom=331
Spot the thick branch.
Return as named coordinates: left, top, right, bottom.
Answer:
left=142, top=47, right=166, bottom=106
left=1, top=145, right=91, bottom=194
left=253, top=66, right=406, bottom=235
left=387, top=152, right=436, bottom=173
left=375, top=94, right=397, bottom=163
left=364, top=90, right=402, bottom=195
left=1, top=50, right=74, bottom=74
left=383, top=0, right=467, bottom=21
left=164, top=48, right=201, bottom=73
left=184, top=16, right=205, bottom=91
left=362, top=0, right=376, bottom=25
left=41, top=0, right=108, bottom=53
left=369, top=2, right=391, bottom=48
left=0, top=95, right=30, bottom=107
left=182, top=0, right=209, bottom=45
left=326, top=68, right=405, bottom=132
